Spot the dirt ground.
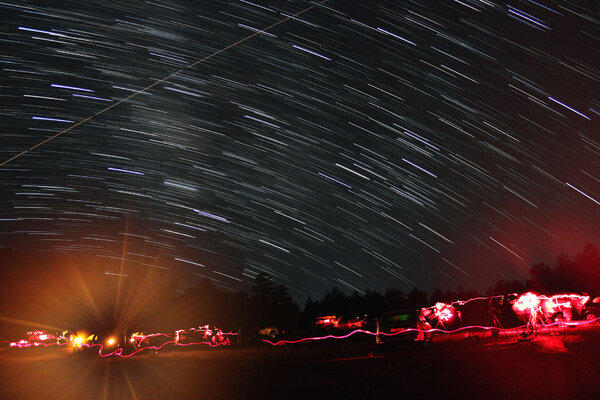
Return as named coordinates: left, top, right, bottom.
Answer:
left=1, top=324, right=599, bottom=400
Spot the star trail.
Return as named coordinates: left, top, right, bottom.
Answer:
left=1, top=0, right=598, bottom=300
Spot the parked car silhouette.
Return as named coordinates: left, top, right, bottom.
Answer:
left=376, top=309, right=432, bottom=348
left=584, top=296, right=600, bottom=321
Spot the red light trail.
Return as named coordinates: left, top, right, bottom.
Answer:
left=262, top=317, right=599, bottom=346
left=5, top=293, right=598, bottom=353
left=263, top=293, right=597, bottom=346
left=92, top=339, right=233, bottom=358
left=8, top=327, right=237, bottom=356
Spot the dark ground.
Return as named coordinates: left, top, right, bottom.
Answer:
left=1, top=325, right=599, bottom=400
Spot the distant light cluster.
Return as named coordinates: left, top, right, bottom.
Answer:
left=9, top=325, right=236, bottom=357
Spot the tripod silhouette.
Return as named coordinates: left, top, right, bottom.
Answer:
left=474, top=297, right=503, bottom=338
left=487, top=304, right=503, bottom=336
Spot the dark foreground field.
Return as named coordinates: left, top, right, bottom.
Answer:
left=2, top=325, right=599, bottom=400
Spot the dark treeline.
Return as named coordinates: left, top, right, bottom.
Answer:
left=1, top=243, right=599, bottom=338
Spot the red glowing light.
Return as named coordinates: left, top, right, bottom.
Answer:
left=92, top=335, right=234, bottom=358
left=544, top=299, right=557, bottom=315
left=513, top=292, right=540, bottom=313
left=315, top=315, right=341, bottom=328
left=263, top=293, right=599, bottom=346
left=5, top=292, right=598, bottom=356
left=433, top=302, right=455, bottom=322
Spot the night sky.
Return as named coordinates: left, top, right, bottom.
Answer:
left=1, top=0, right=598, bottom=301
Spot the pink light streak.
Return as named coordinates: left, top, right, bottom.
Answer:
left=451, top=295, right=504, bottom=306
left=262, top=317, right=600, bottom=346
left=9, top=340, right=63, bottom=348
left=4, top=294, right=596, bottom=354
left=92, top=339, right=232, bottom=358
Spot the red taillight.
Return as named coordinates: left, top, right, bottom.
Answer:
left=390, top=327, right=406, bottom=333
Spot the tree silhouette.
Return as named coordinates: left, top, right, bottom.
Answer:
left=524, top=243, right=600, bottom=295
left=384, top=287, right=408, bottom=310
left=573, top=243, right=600, bottom=294
left=2, top=243, right=599, bottom=338
left=406, top=287, right=429, bottom=308
left=320, top=287, right=347, bottom=316
left=486, top=278, right=526, bottom=296
left=250, top=272, right=298, bottom=328
left=527, top=262, right=557, bottom=292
